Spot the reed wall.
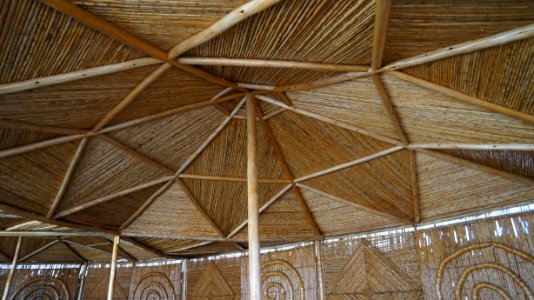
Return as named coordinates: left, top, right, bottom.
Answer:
left=0, top=211, right=533, bottom=299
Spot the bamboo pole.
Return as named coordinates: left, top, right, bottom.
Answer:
left=107, top=235, right=120, bottom=300
left=178, top=174, right=290, bottom=183
left=314, top=241, right=325, bottom=300
left=371, top=0, right=392, bottom=70
left=408, top=150, right=420, bottom=224
left=181, top=262, right=188, bottom=300
left=2, top=236, right=22, bottom=300
left=76, top=263, right=88, bottom=300
left=246, top=94, right=261, bottom=299
left=372, top=75, right=409, bottom=144
left=409, top=143, right=534, bottom=150
left=19, top=239, right=60, bottom=262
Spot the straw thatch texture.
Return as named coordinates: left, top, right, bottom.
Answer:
left=416, top=152, right=534, bottom=221
left=299, top=187, right=403, bottom=236
left=110, top=106, right=226, bottom=171
left=231, top=189, right=319, bottom=242
left=84, top=265, right=132, bottom=300
left=403, top=38, right=534, bottom=115
left=129, top=263, right=182, bottom=300
left=241, top=244, right=318, bottom=299
left=188, top=258, right=241, bottom=299
left=440, top=150, right=534, bottom=179
left=178, top=242, right=240, bottom=257
left=267, top=111, right=392, bottom=177
left=382, top=74, right=534, bottom=143
left=74, top=0, right=248, bottom=51
left=0, top=65, right=158, bottom=129
left=321, top=233, right=423, bottom=299
left=58, top=137, right=169, bottom=212
left=124, top=183, right=222, bottom=239
left=134, top=238, right=200, bottom=255
left=26, top=241, right=84, bottom=263
left=0, top=237, right=53, bottom=261
left=0, top=128, right=61, bottom=151
left=304, top=150, right=413, bottom=221
left=417, top=212, right=534, bottom=300
left=6, top=267, right=80, bottom=299
left=383, top=0, right=534, bottom=63
left=0, top=141, right=78, bottom=214
left=286, top=77, right=399, bottom=139
left=0, top=0, right=143, bottom=84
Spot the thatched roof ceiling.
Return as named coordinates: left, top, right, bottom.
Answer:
left=0, top=0, right=533, bottom=261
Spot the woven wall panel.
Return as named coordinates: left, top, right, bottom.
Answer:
left=7, top=267, right=81, bottom=299
left=129, top=263, right=182, bottom=300
left=188, top=258, right=241, bottom=299
left=84, top=265, right=132, bottom=300
left=417, top=212, right=534, bottom=300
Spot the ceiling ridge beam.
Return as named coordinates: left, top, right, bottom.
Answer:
left=254, top=100, right=322, bottom=236
left=178, top=174, right=291, bottom=184
left=5, top=220, right=41, bottom=232
left=296, top=183, right=413, bottom=224
left=38, top=0, right=243, bottom=91
left=416, top=149, right=534, bottom=186
left=121, top=232, right=225, bottom=242
left=178, top=57, right=369, bottom=72
left=408, top=150, right=420, bottom=224
left=227, top=184, right=291, bottom=239
left=19, top=239, right=60, bottom=262
left=62, top=238, right=114, bottom=256
left=372, top=74, right=409, bottom=145
left=388, top=71, right=534, bottom=124
left=371, top=0, right=392, bottom=70
left=168, top=0, right=283, bottom=57
left=294, top=145, right=405, bottom=183
left=255, top=94, right=402, bottom=146
left=408, top=144, right=534, bottom=151
left=52, top=175, right=174, bottom=219
left=0, top=57, right=161, bottom=95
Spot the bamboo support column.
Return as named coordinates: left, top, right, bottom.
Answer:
left=246, top=93, right=262, bottom=299
left=2, top=236, right=22, bottom=300
left=76, top=262, right=88, bottom=300
left=107, top=235, right=120, bottom=300
left=314, top=241, right=325, bottom=300
left=181, top=262, right=188, bottom=299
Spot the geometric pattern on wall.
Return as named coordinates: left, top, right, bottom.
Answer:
left=261, top=259, right=305, bottom=300
left=131, top=272, right=176, bottom=300
left=10, top=277, right=70, bottom=299
left=327, top=239, right=421, bottom=299
left=190, top=261, right=234, bottom=299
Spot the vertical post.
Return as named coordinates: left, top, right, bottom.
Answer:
left=314, top=241, right=325, bottom=300
left=2, top=236, right=22, bottom=300
left=107, top=235, right=120, bottom=300
left=181, top=261, right=188, bottom=300
left=77, top=262, right=88, bottom=300
left=246, top=93, right=262, bottom=299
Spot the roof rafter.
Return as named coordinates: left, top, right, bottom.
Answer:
left=372, top=75, right=409, bottom=145
left=371, top=0, right=392, bottom=70
left=408, top=150, right=420, bottom=224
left=19, top=239, right=60, bottom=262
left=178, top=174, right=290, bottom=184
left=120, top=237, right=166, bottom=258
left=167, top=241, right=214, bottom=254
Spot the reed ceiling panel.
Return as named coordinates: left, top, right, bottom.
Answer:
left=440, top=149, right=534, bottom=179
left=74, top=0, right=248, bottom=51
left=235, top=96, right=284, bottom=118
left=383, top=0, right=534, bottom=63
left=0, top=141, right=78, bottom=215
left=416, top=152, right=534, bottom=221
left=68, top=242, right=110, bottom=261
left=267, top=111, right=393, bottom=177
left=124, top=182, right=222, bottom=239
left=0, top=0, right=143, bottom=84
left=178, top=242, right=238, bottom=256
left=0, top=65, right=158, bottom=129
left=134, top=238, right=201, bottom=254
left=231, top=189, right=319, bottom=242
left=58, top=137, right=169, bottom=212
left=0, top=237, right=54, bottom=259
left=62, top=183, right=166, bottom=230
left=109, top=68, right=224, bottom=125
left=0, top=216, right=26, bottom=231
left=403, top=38, right=534, bottom=115
left=119, top=242, right=161, bottom=260
left=287, top=77, right=399, bottom=139
left=185, top=119, right=287, bottom=180
left=25, top=241, right=84, bottom=263
left=110, top=106, right=225, bottom=172
left=300, top=187, right=403, bottom=236
left=0, top=128, right=61, bottom=151
left=186, top=0, right=375, bottom=64
left=382, top=74, right=534, bottom=144
left=182, top=179, right=287, bottom=236
left=304, top=149, right=414, bottom=221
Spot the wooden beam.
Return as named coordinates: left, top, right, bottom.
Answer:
left=371, top=0, right=392, bottom=70
left=178, top=174, right=291, bottom=184
left=5, top=220, right=41, bottom=231
left=0, top=231, right=109, bottom=237
left=246, top=93, right=262, bottom=299
left=297, top=184, right=413, bottom=224
left=408, top=150, right=420, bottom=224
left=53, top=176, right=174, bottom=219
left=255, top=94, right=402, bottom=145
left=227, top=184, right=292, bottom=239
left=47, top=138, right=88, bottom=218
left=239, top=83, right=276, bottom=91
left=2, top=236, right=21, bottom=300
left=382, top=23, right=534, bottom=72
left=372, top=75, right=409, bottom=144
left=0, top=133, right=88, bottom=159
left=388, top=71, right=534, bottom=124
left=178, top=57, right=369, bottom=72
left=0, top=120, right=88, bottom=135
left=417, top=149, right=534, bottom=186
left=60, top=239, right=87, bottom=262
left=107, top=236, right=120, bottom=300
left=120, top=237, right=166, bottom=258
left=273, top=92, right=293, bottom=107
left=0, top=58, right=161, bottom=95
left=62, top=238, right=113, bottom=256
left=294, top=146, right=404, bottom=183
left=19, top=239, right=60, bottom=262
left=121, top=232, right=225, bottom=242
left=175, top=178, right=226, bottom=238
left=168, top=0, right=283, bottom=57
left=409, top=144, right=534, bottom=151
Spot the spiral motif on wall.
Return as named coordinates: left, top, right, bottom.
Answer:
left=11, top=278, right=70, bottom=300
left=435, top=243, right=534, bottom=300
left=261, top=260, right=304, bottom=300
left=132, top=272, right=176, bottom=300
